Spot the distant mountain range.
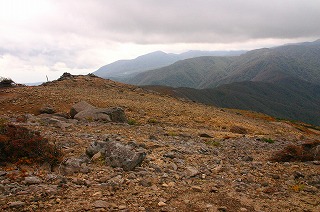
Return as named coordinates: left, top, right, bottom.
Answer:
left=128, top=39, right=320, bottom=88
left=127, top=56, right=234, bottom=88
left=93, top=50, right=245, bottom=81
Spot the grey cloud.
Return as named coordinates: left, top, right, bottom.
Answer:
left=79, top=0, right=320, bottom=43
left=4, top=0, right=319, bottom=47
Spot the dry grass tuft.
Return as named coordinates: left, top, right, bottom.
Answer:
left=230, top=126, right=248, bottom=134
left=270, top=140, right=320, bottom=162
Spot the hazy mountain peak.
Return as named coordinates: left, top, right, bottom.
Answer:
left=314, top=38, right=320, bottom=43
left=136, top=50, right=168, bottom=58
left=93, top=50, right=244, bottom=79
left=130, top=39, right=320, bottom=88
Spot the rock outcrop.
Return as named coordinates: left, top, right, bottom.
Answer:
left=86, top=140, right=146, bottom=171
left=39, top=105, right=56, bottom=114
left=70, top=101, right=127, bottom=123
left=70, top=101, right=95, bottom=118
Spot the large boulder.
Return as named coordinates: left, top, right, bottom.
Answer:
left=104, top=107, right=127, bottom=122
left=86, top=140, right=146, bottom=171
left=70, top=101, right=127, bottom=123
left=301, top=141, right=320, bottom=161
left=60, top=157, right=90, bottom=175
left=74, top=108, right=112, bottom=122
left=70, top=101, right=95, bottom=118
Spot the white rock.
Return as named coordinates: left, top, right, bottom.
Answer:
left=158, top=201, right=167, bottom=207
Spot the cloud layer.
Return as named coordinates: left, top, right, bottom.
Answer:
left=0, top=0, right=319, bottom=82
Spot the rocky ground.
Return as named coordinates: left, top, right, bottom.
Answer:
left=0, top=74, right=319, bottom=211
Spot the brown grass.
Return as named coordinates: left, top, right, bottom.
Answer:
left=270, top=141, right=320, bottom=162
left=230, top=126, right=248, bottom=134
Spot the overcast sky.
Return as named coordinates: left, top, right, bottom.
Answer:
left=0, top=0, right=319, bottom=83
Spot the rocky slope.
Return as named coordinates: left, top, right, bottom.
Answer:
left=0, top=74, right=319, bottom=212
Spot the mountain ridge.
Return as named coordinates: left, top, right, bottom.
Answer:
left=128, top=39, right=320, bottom=88
left=128, top=56, right=235, bottom=88
left=93, top=50, right=245, bottom=80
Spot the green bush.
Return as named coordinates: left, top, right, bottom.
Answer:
left=128, top=119, right=137, bottom=125
left=261, top=138, right=275, bottom=143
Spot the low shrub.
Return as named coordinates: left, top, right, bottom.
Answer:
left=291, top=184, right=305, bottom=192
left=205, top=140, right=221, bottom=147
left=0, top=77, right=14, bottom=87
left=166, top=131, right=178, bottom=136
left=128, top=119, right=137, bottom=125
left=261, top=138, right=275, bottom=144
left=230, top=126, right=248, bottom=134
left=270, top=141, right=320, bottom=162
left=147, top=118, right=159, bottom=124
left=0, top=124, right=62, bottom=165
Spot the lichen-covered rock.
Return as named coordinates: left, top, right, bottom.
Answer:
left=74, top=108, right=112, bottom=122
left=86, top=141, right=108, bottom=157
left=25, top=176, right=42, bottom=184
left=86, top=140, right=146, bottom=171
left=37, top=114, right=73, bottom=129
left=70, top=101, right=95, bottom=118
left=70, top=101, right=127, bottom=122
left=106, top=107, right=127, bottom=123
left=39, top=105, right=56, bottom=114
left=61, top=157, right=90, bottom=175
